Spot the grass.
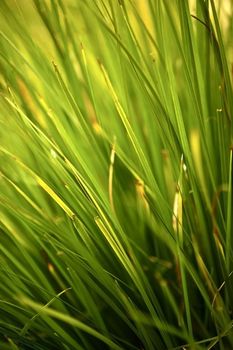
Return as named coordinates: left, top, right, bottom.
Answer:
left=0, top=0, right=232, bottom=349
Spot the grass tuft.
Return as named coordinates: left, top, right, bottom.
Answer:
left=0, top=0, right=233, bottom=349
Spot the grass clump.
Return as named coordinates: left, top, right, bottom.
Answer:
left=0, top=0, right=233, bottom=349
